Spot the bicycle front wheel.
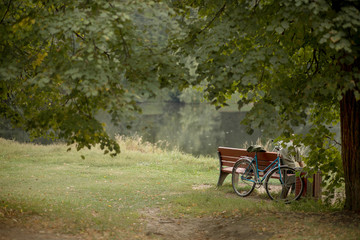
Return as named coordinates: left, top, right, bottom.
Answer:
left=265, top=166, right=304, bottom=202
left=232, top=158, right=256, bottom=197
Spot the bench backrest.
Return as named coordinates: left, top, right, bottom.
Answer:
left=218, top=146, right=278, bottom=170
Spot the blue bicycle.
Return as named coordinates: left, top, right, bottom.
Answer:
left=231, top=147, right=304, bottom=202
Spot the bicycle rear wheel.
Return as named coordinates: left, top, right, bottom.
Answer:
left=265, top=166, right=304, bottom=202
left=232, top=158, right=256, bottom=197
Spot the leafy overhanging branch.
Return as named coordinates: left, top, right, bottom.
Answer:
left=0, top=0, right=187, bottom=156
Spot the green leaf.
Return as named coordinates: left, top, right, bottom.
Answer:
left=275, top=26, right=284, bottom=34
left=280, top=21, right=289, bottom=29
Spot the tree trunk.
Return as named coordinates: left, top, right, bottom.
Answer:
left=340, top=89, right=360, bottom=211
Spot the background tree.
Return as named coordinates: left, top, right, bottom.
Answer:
left=0, top=0, right=187, bottom=156
left=171, top=0, right=360, bottom=210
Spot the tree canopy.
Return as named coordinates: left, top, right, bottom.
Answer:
left=171, top=0, right=360, bottom=210
left=1, top=0, right=188, bottom=156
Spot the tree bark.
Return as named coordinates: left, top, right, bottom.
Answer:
left=340, top=90, right=360, bottom=211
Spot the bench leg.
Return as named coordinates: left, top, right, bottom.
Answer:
left=217, top=172, right=229, bottom=187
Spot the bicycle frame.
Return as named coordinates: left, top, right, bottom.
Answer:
left=241, top=152, right=283, bottom=184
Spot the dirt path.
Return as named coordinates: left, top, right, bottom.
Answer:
left=0, top=215, right=271, bottom=240
left=1, top=208, right=359, bottom=240
left=142, top=208, right=360, bottom=240
left=142, top=208, right=272, bottom=240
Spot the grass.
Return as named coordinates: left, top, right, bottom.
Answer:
left=0, top=137, right=359, bottom=239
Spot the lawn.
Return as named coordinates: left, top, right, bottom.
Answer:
left=0, top=137, right=359, bottom=240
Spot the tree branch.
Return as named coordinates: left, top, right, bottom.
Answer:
left=198, top=2, right=226, bottom=34
left=119, top=28, right=130, bottom=59
left=73, top=31, right=85, bottom=41
left=326, top=135, right=342, bottom=146
left=0, top=0, right=12, bottom=24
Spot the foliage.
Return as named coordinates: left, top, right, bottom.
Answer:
left=171, top=0, right=360, bottom=201
left=0, top=0, right=188, bottom=156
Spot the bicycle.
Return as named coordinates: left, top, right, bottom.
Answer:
left=231, top=146, right=304, bottom=202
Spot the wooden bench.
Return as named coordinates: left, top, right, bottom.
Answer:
left=217, top=146, right=278, bottom=186
left=217, top=146, right=322, bottom=200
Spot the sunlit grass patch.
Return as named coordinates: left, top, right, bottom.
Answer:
left=0, top=137, right=218, bottom=236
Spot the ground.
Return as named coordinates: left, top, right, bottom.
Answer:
left=0, top=212, right=272, bottom=240
left=0, top=186, right=358, bottom=240
left=1, top=205, right=360, bottom=240
left=0, top=222, right=77, bottom=240
left=142, top=208, right=272, bottom=240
